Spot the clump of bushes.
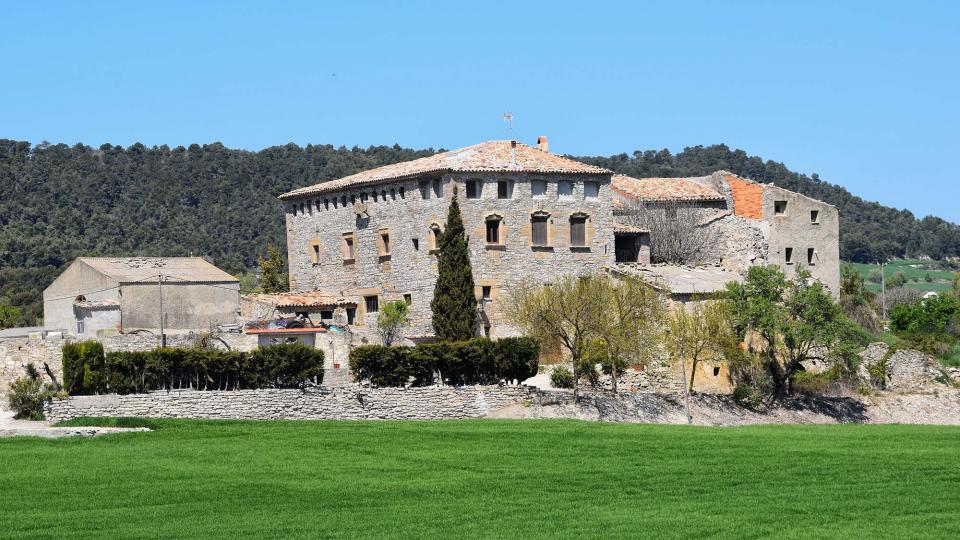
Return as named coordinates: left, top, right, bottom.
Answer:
left=550, top=366, right=575, bottom=389
left=7, top=364, right=66, bottom=420
left=61, top=341, right=324, bottom=395
left=349, top=337, right=539, bottom=387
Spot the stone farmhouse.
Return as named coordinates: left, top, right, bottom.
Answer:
left=43, top=257, right=241, bottom=339
left=278, top=138, right=839, bottom=341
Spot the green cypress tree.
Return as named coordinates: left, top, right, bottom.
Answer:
left=258, top=245, right=289, bottom=293
left=431, top=188, right=478, bottom=341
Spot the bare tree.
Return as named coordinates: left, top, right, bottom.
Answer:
left=617, top=200, right=719, bottom=265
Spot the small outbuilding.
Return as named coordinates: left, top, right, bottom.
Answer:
left=43, top=257, right=240, bottom=338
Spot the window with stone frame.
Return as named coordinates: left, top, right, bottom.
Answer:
left=419, top=180, right=431, bottom=200
left=775, top=200, right=788, bottom=215
left=810, top=209, right=820, bottom=224
left=497, top=180, right=513, bottom=199
left=807, top=247, right=816, bottom=265
left=531, top=212, right=549, bottom=247
left=432, top=179, right=442, bottom=198
left=342, top=233, right=356, bottom=262
left=466, top=179, right=481, bottom=199
left=429, top=223, right=442, bottom=251
left=570, top=214, right=588, bottom=247
left=486, top=215, right=503, bottom=245
left=377, top=229, right=391, bottom=258
left=785, top=247, right=794, bottom=264
left=309, top=239, right=322, bottom=264
left=558, top=181, right=573, bottom=200
left=364, top=295, right=379, bottom=313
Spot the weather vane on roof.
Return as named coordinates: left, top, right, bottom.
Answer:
left=502, top=112, right=514, bottom=135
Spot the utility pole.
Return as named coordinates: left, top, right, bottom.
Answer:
left=158, top=273, right=166, bottom=348
left=880, top=262, right=887, bottom=320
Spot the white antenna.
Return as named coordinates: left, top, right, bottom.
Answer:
left=502, top=112, right=514, bottom=135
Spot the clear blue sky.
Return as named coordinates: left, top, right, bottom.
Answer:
left=2, top=1, right=957, bottom=221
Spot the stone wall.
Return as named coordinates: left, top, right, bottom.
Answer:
left=0, top=332, right=258, bottom=400
left=285, top=172, right=616, bottom=340
left=45, top=385, right=535, bottom=421
left=0, top=336, right=64, bottom=398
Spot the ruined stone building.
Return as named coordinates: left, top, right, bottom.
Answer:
left=43, top=257, right=240, bottom=338
left=278, top=138, right=839, bottom=341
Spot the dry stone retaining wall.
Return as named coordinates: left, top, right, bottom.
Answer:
left=45, top=385, right=535, bottom=422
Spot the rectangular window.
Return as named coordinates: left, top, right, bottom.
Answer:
left=774, top=200, right=788, bottom=215
left=584, top=182, right=599, bottom=199
left=497, top=180, right=512, bottom=199
left=807, top=248, right=816, bottom=265
left=486, top=219, right=500, bottom=244
left=364, top=295, right=379, bottom=313
left=531, top=214, right=549, bottom=246
left=343, top=234, right=355, bottom=261
left=570, top=216, right=587, bottom=247
left=483, top=324, right=492, bottom=338
left=403, top=294, right=412, bottom=305
left=481, top=286, right=492, bottom=299
left=346, top=307, right=356, bottom=325
left=810, top=210, right=820, bottom=224
left=76, top=319, right=84, bottom=335
left=785, top=247, right=794, bottom=264
left=466, top=180, right=480, bottom=199
left=320, top=310, right=334, bottom=320
left=531, top=180, right=547, bottom=198
left=419, top=180, right=431, bottom=200
left=412, top=238, right=420, bottom=251
left=378, top=230, right=391, bottom=256
left=311, top=243, right=321, bottom=264
left=432, top=179, right=442, bottom=198
left=558, top=181, right=573, bottom=199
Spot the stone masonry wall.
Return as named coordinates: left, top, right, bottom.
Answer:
left=0, top=332, right=258, bottom=401
left=45, top=385, right=535, bottom=422
left=284, top=172, right=615, bottom=340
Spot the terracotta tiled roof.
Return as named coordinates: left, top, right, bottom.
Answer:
left=280, top=140, right=611, bottom=199
left=611, top=174, right=725, bottom=203
left=243, top=291, right=357, bottom=309
left=73, top=299, right=120, bottom=310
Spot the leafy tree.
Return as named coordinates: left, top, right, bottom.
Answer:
left=508, top=274, right=603, bottom=399
left=867, top=268, right=883, bottom=285
left=589, top=274, right=666, bottom=392
left=667, top=299, right=740, bottom=393
left=0, top=298, right=22, bottom=330
left=890, top=295, right=959, bottom=342
left=257, top=245, right=289, bottom=293
left=726, top=266, right=860, bottom=401
left=839, top=264, right=880, bottom=333
left=887, top=272, right=908, bottom=289
left=377, top=300, right=410, bottom=346
left=431, top=189, right=478, bottom=341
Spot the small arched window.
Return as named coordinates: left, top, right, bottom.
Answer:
left=485, top=214, right=503, bottom=245
left=324, top=198, right=330, bottom=210
left=429, top=223, right=442, bottom=251
left=399, top=187, right=405, bottom=198
left=390, top=188, right=396, bottom=200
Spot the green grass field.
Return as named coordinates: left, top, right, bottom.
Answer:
left=2, top=419, right=959, bottom=539
left=847, top=259, right=957, bottom=294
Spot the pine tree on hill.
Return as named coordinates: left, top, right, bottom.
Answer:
left=431, top=188, right=478, bottom=341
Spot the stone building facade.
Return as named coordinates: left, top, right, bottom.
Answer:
left=279, top=139, right=841, bottom=342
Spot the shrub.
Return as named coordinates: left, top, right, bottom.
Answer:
left=7, top=364, right=64, bottom=420
left=550, top=366, right=575, bottom=389
left=732, top=382, right=766, bottom=411
left=348, top=337, right=539, bottom=387
left=62, top=340, right=105, bottom=395
left=61, top=343, right=325, bottom=395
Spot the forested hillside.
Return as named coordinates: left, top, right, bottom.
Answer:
left=2, top=139, right=958, bottom=326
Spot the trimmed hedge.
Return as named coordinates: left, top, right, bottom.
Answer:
left=61, top=341, right=324, bottom=395
left=349, top=337, right=539, bottom=387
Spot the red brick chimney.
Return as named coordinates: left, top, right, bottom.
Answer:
left=536, top=135, right=549, bottom=152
